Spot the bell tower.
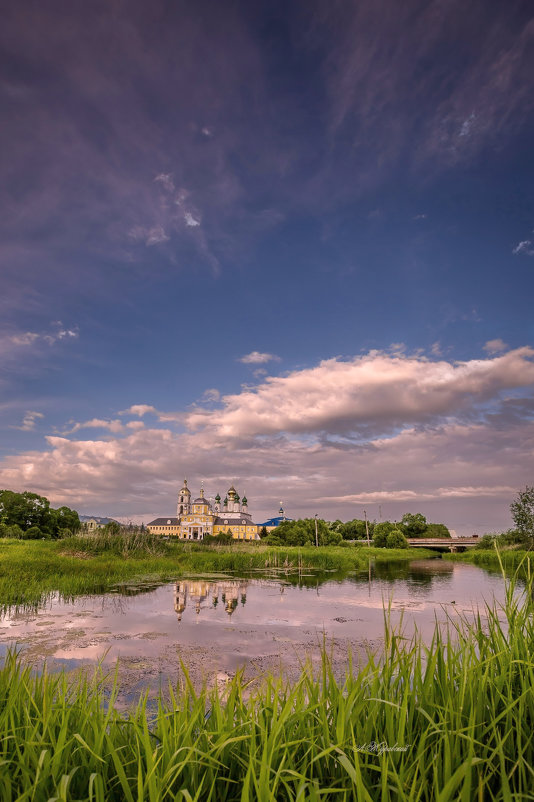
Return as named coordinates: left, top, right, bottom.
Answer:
left=177, top=478, right=192, bottom=518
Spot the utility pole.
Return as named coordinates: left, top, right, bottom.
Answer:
left=364, top=509, right=370, bottom=546
left=315, top=514, right=319, bottom=548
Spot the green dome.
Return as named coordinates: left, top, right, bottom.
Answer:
left=215, top=493, right=221, bottom=501
left=242, top=495, right=248, bottom=505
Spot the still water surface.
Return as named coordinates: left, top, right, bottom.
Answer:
left=0, top=558, right=511, bottom=699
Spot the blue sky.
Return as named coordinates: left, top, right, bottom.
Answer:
left=1, top=0, right=534, bottom=533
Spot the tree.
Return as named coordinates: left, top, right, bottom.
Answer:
left=329, top=519, right=344, bottom=534
left=103, top=521, right=121, bottom=536
left=372, top=521, right=394, bottom=547
left=401, top=513, right=427, bottom=537
left=259, top=526, right=268, bottom=538
left=21, top=525, right=48, bottom=540
left=51, top=506, right=80, bottom=534
left=0, top=490, right=81, bottom=538
left=424, top=523, right=451, bottom=539
left=0, top=490, right=53, bottom=533
left=0, top=523, right=23, bottom=538
left=339, top=519, right=373, bottom=540
left=510, top=486, right=534, bottom=548
left=324, top=530, right=343, bottom=546
left=386, top=529, right=408, bottom=549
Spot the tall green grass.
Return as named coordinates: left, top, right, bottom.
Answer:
left=0, top=538, right=432, bottom=608
left=0, top=571, right=533, bottom=800
left=446, top=547, right=534, bottom=580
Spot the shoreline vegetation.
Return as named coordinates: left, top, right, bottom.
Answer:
left=0, top=535, right=434, bottom=608
left=446, top=547, right=534, bottom=573
left=0, top=573, right=532, bottom=800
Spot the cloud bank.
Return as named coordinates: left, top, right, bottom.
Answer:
left=0, top=346, right=533, bottom=534
left=187, top=347, right=534, bottom=437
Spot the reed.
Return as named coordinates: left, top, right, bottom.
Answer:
left=446, top=547, right=534, bottom=578
left=0, top=570, right=532, bottom=800
left=0, top=539, right=431, bottom=608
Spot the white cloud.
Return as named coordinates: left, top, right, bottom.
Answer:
left=64, top=418, right=125, bottom=435
left=513, top=239, right=534, bottom=256
left=145, top=226, right=170, bottom=246
left=13, top=411, right=44, bottom=431
left=0, top=418, right=530, bottom=535
left=9, top=332, right=40, bottom=346
left=324, top=486, right=517, bottom=504
left=119, top=404, right=158, bottom=417
left=238, top=351, right=281, bottom=365
left=483, top=338, right=508, bottom=354
left=43, top=327, right=79, bottom=345
left=201, top=388, right=220, bottom=402
left=129, top=225, right=170, bottom=246
left=188, top=347, right=534, bottom=438
left=154, top=173, right=175, bottom=192
left=459, top=112, right=476, bottom=138
left=2, top=347, right=534, bottom=535
left=184, top=211, right=201, bottom=227
left=1, top=324, right=79, bottom=355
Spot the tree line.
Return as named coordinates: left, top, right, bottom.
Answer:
left=0, top=490, right=80, bottom=539
left=262, top=513, right=450, bottom=548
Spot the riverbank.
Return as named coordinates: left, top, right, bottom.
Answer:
left=0, top=576, right=532, bottom=800
left=445, top=548, right=533, bottom=574
left=0, top=538, right=435, bottom=607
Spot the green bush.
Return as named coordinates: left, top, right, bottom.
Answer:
left=373, top=522, right=394, bottom=548
left=3, top=524, right=24, bottom=539
left=386, top=529, right=408, bottom=549
left=264, top=534, right=282, bottom=545
left=476, top=534, right=497, bottom=550
left=21, top=525, right=48, bottom=540
left=324, top=530, right=343, bottom=546
left=203, top=533, right=233, bottom=545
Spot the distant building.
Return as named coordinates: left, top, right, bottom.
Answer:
left=79, top=515, right=120, bottom=533
left=258, top=503, right=293, bottom=532
left=147, top=479, right=262, bottom=541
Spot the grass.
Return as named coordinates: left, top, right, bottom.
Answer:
left=445, top=547, right=534, bottom=578
left=0, top=568, right=533, bottom=800
left=0, top=536, right=433, bottom=608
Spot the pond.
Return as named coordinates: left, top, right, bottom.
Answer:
left=0, top=558, right=512, bottom=704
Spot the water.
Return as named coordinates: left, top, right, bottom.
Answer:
left=0, top=559, right=512, bottom=700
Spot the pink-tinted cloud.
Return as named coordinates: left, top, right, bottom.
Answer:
left=186, top=347, right=534, bottom=437
left=0, top=418, right=530, bottom=535
left=0, top=346, right=533, bottom=534
left=119, top=404, right=158, bottom=417
left=238, top=351, right=281, bottom=365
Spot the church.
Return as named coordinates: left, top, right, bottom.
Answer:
left=147, top=479, right=261, bottom=540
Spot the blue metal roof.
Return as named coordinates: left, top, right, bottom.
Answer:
left=258, top=516, right=293, bottom=527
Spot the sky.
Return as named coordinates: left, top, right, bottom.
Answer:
left=1, top=0, right=534, bottom=534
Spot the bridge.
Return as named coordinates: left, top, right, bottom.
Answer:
left=352, top=538, right=479, bottom=552
left=406, top=537, right=479, bottom=552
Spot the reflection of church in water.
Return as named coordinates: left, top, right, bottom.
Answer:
left=173, top=579, right=248, bottom=621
